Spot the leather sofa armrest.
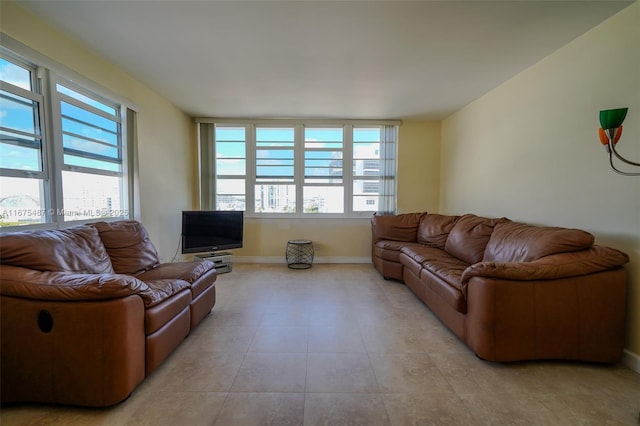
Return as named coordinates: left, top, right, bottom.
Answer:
left=461, top=245, right=629, bottom=287
left=1, top=294, right=146, bottom=406
left=0, top=264, right=152, bottom=303
left=464, top=268, right=626, bottom=362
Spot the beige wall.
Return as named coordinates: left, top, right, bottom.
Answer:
left=1, top=2, right=194, bottom=261
left=397, top=120, right=441, bottom=214
left=231, top=218, right=371, bottom=262
left=441, top=3, right=640, bottom=355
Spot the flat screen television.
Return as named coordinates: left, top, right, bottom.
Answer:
left=181, top=210, right=244, bottom=254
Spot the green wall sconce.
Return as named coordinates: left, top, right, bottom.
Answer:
left=598, top=107, right=639, bottom=176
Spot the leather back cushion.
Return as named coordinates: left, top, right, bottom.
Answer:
left=0, top=225, right=114, bottom=274
left=417, top=214, right=460, bottom=249
left=483, top=221, right=595, bottom=263
left=371, top=212, right=425, bottom=243
left=93, top=220, right=160, bottom=275
left=444, top=214, right=507, bottom=264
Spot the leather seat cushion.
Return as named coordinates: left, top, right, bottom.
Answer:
left=422, top=270, right=467, bottom=313
left=140, top=279, right=191, bottom=308
left=400, top=245, right=468, bottom=291
left=400, top=245, right=469, bottom=312
left=137, top=261, right=217, bottom=299
left=144, top=288, right=191, bottom=335
left=421, top=259, right=468, bottom=292
left=398, top=252, right=423, bottom=277
left=375, top=241, right=422, bottom=262
left=400, top=245, right=460, bottom=266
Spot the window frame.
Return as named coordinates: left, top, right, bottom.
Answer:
left=198, top=118, right=399, bottom=219
left=302, top=124, right=347, bottom=215
left=254, top=124, right=297, bottom=214
left=0, top=36, right=135, bottom=231
left=212, top=123, right=249, bottom=212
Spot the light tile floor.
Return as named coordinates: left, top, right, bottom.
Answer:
left=2, top=263, right=639, bottom=425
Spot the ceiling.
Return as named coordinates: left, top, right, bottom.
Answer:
left=15, top=0, right=634, bottom=120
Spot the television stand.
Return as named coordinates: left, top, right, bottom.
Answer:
left=193, top=251, right=232, bottom=274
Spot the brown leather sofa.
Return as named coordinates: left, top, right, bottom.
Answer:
left=0, top=220, right=217, bottom=407
left=372, top=212, right=629, bottom=363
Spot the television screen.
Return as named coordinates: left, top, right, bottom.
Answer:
left=181, top=210, right=244, bottom=254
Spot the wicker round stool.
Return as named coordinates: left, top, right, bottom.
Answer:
left=286, top=240, right=314, bottom=269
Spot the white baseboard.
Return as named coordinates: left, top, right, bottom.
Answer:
left=622, top=349, right=640, bottom=374
left=233, top=256, right=371, bottom=264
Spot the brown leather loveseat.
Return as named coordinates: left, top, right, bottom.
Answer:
left=0, top=220, right=217, bottom=407
left=372, top=212, right=629, bottom=363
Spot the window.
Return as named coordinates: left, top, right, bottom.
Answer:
left=353, top=127, right=382, bottom=212
left=304, top=127, right=344, bottom=213
left=255, top=127, right=295, bottom=213
left=1, top=55, right=47, bottom=227
left=214, top=126, right=246, bottom=211
left=0, top=44, right=132, bottom=228
left=200, top=120, right=398, bottom=217
left=57, top=83, right=125, bottom=221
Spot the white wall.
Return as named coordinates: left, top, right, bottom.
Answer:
left=441, top=3, right=640, bottom=356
